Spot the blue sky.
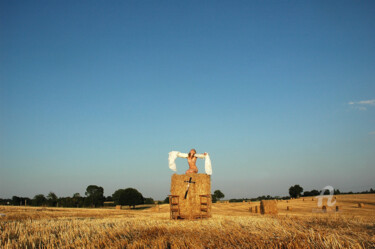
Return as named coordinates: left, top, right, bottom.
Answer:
left=1, top=1, right=374, bottom=200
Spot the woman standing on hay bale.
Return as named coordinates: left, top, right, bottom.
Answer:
left=168, top=149, right=212, bottom=175
left=186, top=149, right=207, bottom=174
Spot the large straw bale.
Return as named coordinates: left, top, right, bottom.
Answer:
left=170, top=173, right=211, bottom=219
left=260, top=200, right=278, bottom=214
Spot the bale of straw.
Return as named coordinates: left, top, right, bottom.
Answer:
left=170, top=173, right=211, bottom=219
left=255, top=206, right=259, bottom=213
left=260, top=200, right=278, bottom=215
left=358, top=203, right=364, bottom=208
left=287, top=206, right=292, bottom=211
left=336, top=206, right=339, bottom=212
left=116, top=205, right=121, bottom=210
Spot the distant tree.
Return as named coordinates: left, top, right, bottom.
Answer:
left=12, top=196, right=21, bottom=206
left=72, top=193, right=83, bottom=207
left=163, top=197, right=169, bottom=204
left=144, top=197, right=154, bottom=204
left=112, top=189, right=128, bottom=205
left=211, top=194, right=217, bottom=203
left=85, top=185, right=105, bottom=207
left=32, top=194, right=47, bottom=206
left=112, top=188, right=144, bottom=208
left=58, top=197, right=74, bottom=207
left=304, top=189, right=323, bottom=197
left=289, top=185, right=303, bottom=198
left=334, top=189, right=341, bottom=195
left=47, top=192, right=58, bottom=207
left=0, top=198, right=12, bottom=205
left=370, top=188, right=374, bottom=193
left=213, top=190, right=224, bottom=201
left=105, top=196, right=114, bottom=202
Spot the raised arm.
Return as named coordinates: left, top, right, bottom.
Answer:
left=194, top=153, right=207, bottom=159
left=177, top=152, right=188, bottom=158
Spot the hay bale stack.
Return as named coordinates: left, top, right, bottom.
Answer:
left=287, top=206, right=292, bottom=211
left=260, top=200, right=278, bottom=215
left=116, top=205, right=121, bottom=210
left=170, top=173, right=211, bottom=219
left=358, top=203, right=364, bottom=208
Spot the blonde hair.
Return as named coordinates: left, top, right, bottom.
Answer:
left=188, top=149, right=196, bottom=158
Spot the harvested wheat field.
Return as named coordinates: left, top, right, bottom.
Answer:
left=1, top=194, right=374, bottom=248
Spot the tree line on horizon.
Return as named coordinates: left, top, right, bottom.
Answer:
left=1, top=184, right=374, bottom=206
left=221, top=185, right=375, bottom=203
left=0, top=185, right=153, bottom=208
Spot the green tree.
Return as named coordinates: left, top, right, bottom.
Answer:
left=12, top=196, right=21, bottom=206
left=47, top=192, right=58, bottom=207
left=144, top=197, right=154, bottom=204
left=32, top=194, right=47, bottom=206
left=72, top=193, right=83, bottom=207
left=112, top=188, right=144, bottom=208
left=213, top=190, right=225, bottom=201
left=289, top=185, right=303, bottom=198
left=85, top=185, right=105, bottom=207
left=163, top=196, right=169, bottom=204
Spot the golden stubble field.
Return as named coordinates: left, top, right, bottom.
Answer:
left=0, top=194, right=374, bottom=248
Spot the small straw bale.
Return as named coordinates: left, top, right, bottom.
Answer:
left=287, top=206, right=292, bottom=211
left=255, top=206, right=259, bottom=213
left=116, top=205, right=121, bottom=210
left=358, top=203, right=364, bottom=208
left=260, top=200, right=278, bottom=215
left=336, top=206, right=339, bottom=212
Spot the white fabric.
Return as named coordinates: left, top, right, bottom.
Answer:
left=168, top=151, right=212, bottom=175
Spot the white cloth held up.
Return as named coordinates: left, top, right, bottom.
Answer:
left=168, top=151, right=212, bottom=175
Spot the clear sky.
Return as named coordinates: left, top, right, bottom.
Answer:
left=1, top=1, right=374, bottom=200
